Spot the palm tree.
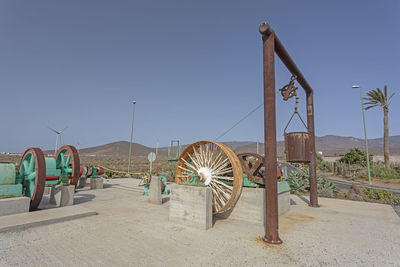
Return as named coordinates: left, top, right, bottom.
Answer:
left=363, top=85, right=397, bottom=168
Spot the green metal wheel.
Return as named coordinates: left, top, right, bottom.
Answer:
left=55, top=145, right=80, bottom=188
left=18, top=148, right=46, bottom=211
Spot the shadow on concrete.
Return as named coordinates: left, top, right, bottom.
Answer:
left=290, top=199, right=297, bottom=205
left=162, top=197, right=170, bottom=204
left=103, top=183, right=116, bottom=189
left=74, top=194, right=96, bottom=205
left=212, top=208, right=234, bottom=226
left=295, top=194, right=310, bottom=205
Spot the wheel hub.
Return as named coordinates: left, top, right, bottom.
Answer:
left=198, top=167, right=212, bottom=185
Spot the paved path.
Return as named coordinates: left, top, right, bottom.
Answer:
left=0, top=178, right=399, bottom=266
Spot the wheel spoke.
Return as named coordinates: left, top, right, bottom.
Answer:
left=66, top=154, right=71, bottom=166
left=181, top=158, right=198, bottom=173
left=212, top=175, right=234, bottom=181
left=187, top=153, right=201, bottom=169
left=60, top=151, right=66, bottom=166
left=29, top=155, right=35, bottom=172
left=177, top=164, right=196, bottom=174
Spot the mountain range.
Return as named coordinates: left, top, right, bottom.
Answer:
left=78, top=135, right=400, bottom=157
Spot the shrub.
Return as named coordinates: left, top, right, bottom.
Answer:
left=316, top=153, right=330, bottom=171
left=361, top=188, right=400, bottom=205
left=339, top=148, right=372, bottom=165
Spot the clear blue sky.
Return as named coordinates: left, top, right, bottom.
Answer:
left=1, top=0, right=399, bottom=152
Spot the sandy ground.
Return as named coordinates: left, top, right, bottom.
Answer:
left=0, top=178, right=399, bottom=266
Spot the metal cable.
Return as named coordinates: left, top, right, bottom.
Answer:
left=214, top=103, right=264, bottom=141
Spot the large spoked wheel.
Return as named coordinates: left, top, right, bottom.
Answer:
left=55, top=145, right=80, bottom=188
left=18, top=148, right=46, bottom=211
left=237, top=153, right=265, bottom=185
left=175, top=141, right=243, bottom=214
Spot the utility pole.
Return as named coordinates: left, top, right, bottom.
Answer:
left=156, top=139, right=159, bottom=156
left=352, top=85, right=372, bottom=185
left=128, top=101, right=136, bottom=175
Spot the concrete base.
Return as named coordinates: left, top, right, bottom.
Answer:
left=90, top=178, right=104, bottom=189
left=0, top=205, right=97, bottom=233
left=50, top=185, right=75, bottom=207
left=169, top=184, right=212, bottom=230
left=149, top=176, right=162, bottom=205
left=0, top=197, right=30, bottom=216
left=78, top=177, right=87, bottom=189
left=43, top=186, right=51, bottom=196
left=216, top=188, right=290, bottom=224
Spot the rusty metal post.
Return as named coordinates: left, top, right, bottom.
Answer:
left=306, top=92, right=319, bottom=207
left=260, top=24, right=282, bottom=244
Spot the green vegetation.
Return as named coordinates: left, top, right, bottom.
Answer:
left=362, top=188, right=400, bottom=205
left=316, top=153, right=330, bottom=171
left=352, top=163, right=400, bottom=180
left=339, top=148, right=372, bottom=165
left=287, top=169, right=338, bottom=197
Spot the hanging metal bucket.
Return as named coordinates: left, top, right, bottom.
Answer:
left=284, top=132, right=310, bottom=163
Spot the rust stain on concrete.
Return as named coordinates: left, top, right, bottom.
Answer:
left=283, top=212, right=316, bottom=222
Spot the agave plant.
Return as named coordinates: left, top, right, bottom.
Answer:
left=287, top=169, right=338, bottom=196
left=287, top=170, right=309, bottom=193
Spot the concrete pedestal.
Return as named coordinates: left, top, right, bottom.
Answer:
left=43, top=186, right=51, bottom=196
left=149, top=176, right=162, bottom=205
left=78, top=177, right=87, bottom=189
left=216, top=188, right=291, bottom=224
left=90, top=178, right=104, bottom=189
left=0, top=197, right=30, bottom=216
left=169, top=184, right=212, bottom=230
left=49, top=185, right=75, bottom=207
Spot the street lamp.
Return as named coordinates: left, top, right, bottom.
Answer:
left=128, top=101, right=136, bottom=176
left=352, top=85, right=372, bottom=185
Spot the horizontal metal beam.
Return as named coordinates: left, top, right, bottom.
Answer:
left=259, top=23, right=313, bottom=95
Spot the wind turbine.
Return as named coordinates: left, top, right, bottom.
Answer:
left=48, top=126, right=68, bottom=155
left=77, top=141, right=81, bottom=154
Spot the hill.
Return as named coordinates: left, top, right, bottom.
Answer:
left=76, top=135, right=400, bottom=157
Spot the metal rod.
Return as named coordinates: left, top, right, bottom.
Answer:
left=259, top=23, right=313, bottom=95
left=261, top=30, right=282, bottom=244
left=306, top=92, right=319, bottom=207
left=359, top=86, right=372, bottom=184
left=128, top=101, right=136, bottom=175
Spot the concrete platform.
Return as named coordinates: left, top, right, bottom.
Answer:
left=169, top=184, right=212, bottom=229
left=0, top=196, right=30, bottom=216
left=78, top=177, right=87, bottom=188
left=0, top=178, right=399, bottom=266
left=216, top=188, right=290, bottom=224
left=148, top=176, right=162, bottom=204
left=50, top=184, right=75, bottom=207
left=0, top=205, right=96, bottom=233
left=90, top=178, right=104, bottom=189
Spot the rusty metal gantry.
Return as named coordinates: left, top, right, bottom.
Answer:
left=259, top=22, right=319, bottom=245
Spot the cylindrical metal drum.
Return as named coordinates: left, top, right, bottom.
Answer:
left=0, top=163, right=16, bottom=185
left=284, top=132, right=310, bottom=163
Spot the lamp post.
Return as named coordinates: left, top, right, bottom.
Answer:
left=128, top=101, right=136, bottom=175
left=352, top=85, right=372, bottom=185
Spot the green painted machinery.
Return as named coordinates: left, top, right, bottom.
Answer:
left=80, top=165, right=104, bottom=178
left=0, top=145, right=80, bottom=211
left=143, top=174, right=169, bottom=196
